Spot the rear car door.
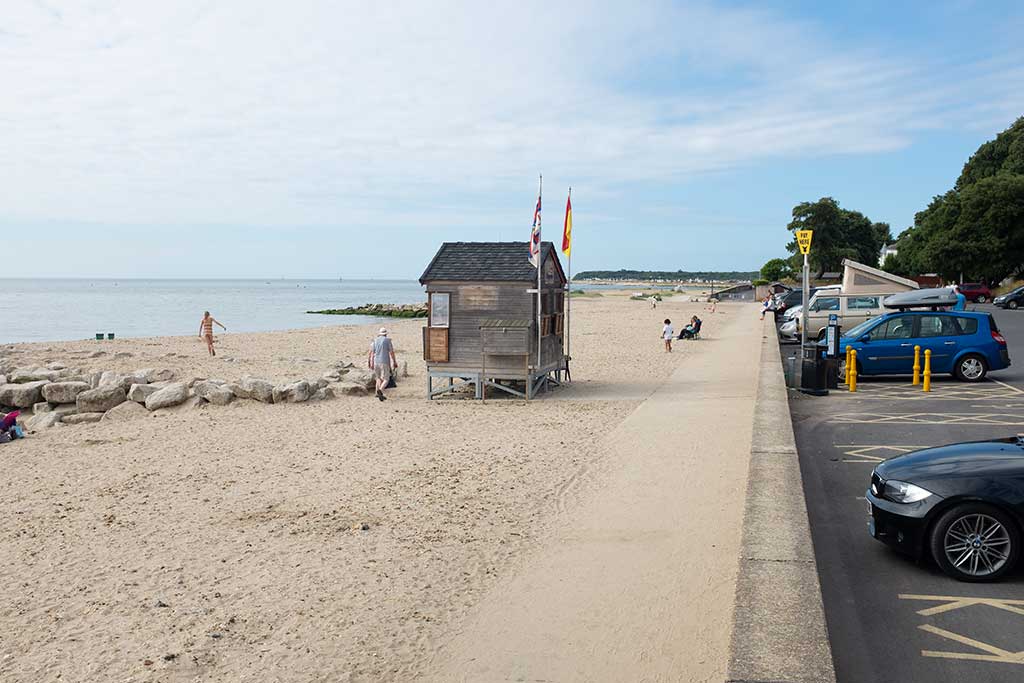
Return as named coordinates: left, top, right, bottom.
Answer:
left=916, top=314, right=961, bottom=373
left=862, top=315, right=916, bottom=374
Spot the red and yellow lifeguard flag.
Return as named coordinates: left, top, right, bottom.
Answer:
left=562, top=190, right=572, bottom=257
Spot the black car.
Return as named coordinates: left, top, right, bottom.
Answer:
left=993, top=285, right=1024, bottom=310
left=866, top=437, right=1024, bottom=582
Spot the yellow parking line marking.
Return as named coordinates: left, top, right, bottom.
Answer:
left=836, top=444, right=917, bottom=463
left=991, top=379, right=1024, bottom=395
left=899, top=594, right=1024, bottom=617
left=898, top=596, right=1024, bottom=665
left=919, top=624, right=1017, bottom=658
left=831, top=412, right=1024, bottom=425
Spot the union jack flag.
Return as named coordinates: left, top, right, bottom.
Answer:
left=529, top=193, right=541, bottom=267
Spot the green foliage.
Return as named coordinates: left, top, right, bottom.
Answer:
left=785, top=197, right=891, bottom=277
left=569, top=289, right=603, bottom=297
left=759, top=258, right=794, bottom=282
left=574, top=269, right=758, bottom=281
left=752, top=279, right=769, bottom=286
left=892, top=116, right=1024, bottom=283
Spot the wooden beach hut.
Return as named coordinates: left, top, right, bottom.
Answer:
left=419, top=241, right=568, bottom=400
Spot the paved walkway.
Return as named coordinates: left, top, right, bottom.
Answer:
left=428, top=309, right=761, bottom=682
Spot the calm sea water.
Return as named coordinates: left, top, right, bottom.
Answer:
left=0, top=279, right=426, bottom=344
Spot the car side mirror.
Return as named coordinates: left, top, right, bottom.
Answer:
left=858, top=334, right=870, bottom=343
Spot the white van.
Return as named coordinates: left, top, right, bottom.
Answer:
left=780, top=292, right=889, bottom=341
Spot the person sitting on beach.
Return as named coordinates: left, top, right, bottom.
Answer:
left=662, top=319, right=674, bottom=352
left=679, top=315, right=702, bottom=339
left=368, top=327, right=398, bottom=401
left=199, top=311, right=227, bottom=356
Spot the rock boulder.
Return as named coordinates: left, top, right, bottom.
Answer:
left=273, top=380, right=312, bottom=404
left=335, top=382, right=369, bottom=396
left=41, top=381, right=91, bottom=404
left=344, top=369, right=376, bottom=390
left=10, top=368, right=60, bottom=383
left=231, top=376, right=275, bottom=403
left=145, top=383, right=189, bottom=411
left=26, top=411, right=62, bottom=431
left=102, top=401, right=149, bottom=422
left=193, top=381, right=234, bottom=406
left=63, top=412, right=104, bottom=425
left=127, top=383, right=159, bottom=403
left=0, top=381, right=50, bottom=408
left=77, top=385, right=127, bottom=413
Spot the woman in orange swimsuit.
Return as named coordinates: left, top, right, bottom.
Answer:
left=199, top=311, right=227, bottom=356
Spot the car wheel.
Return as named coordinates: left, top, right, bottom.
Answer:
left=930, top=503, right=1019, bottom=582
left=1010, top=300, right=1020, bottom=310
left=976, top=295, right=987, bottom=303
left=954, top=354, right=988, bottom=382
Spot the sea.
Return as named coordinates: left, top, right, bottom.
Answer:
left=0, top=278, right=427, bottom=344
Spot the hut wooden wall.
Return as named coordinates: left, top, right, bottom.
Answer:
left=425, top=280, right=565, bottom=376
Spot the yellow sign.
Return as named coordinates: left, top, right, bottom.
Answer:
left=796, top=229, right=813, bottom=255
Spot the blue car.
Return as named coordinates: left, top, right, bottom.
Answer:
left=838, top=310, right=1010, bottom=382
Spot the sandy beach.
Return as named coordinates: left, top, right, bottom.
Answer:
left=0, top=293, right=750, bottom=682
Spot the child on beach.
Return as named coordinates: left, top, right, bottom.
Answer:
left=662, top=319, right=674, bottom=352
left=199, top=311, right=227, bottom=356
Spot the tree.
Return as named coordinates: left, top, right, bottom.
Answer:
left=785, top=197, right=890, bottom=277
left=893, top=116, right=1024, bottom=283
left=760, top=258, right=793, bottom=282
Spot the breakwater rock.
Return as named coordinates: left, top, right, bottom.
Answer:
left=307, top=303, right=427, bottom=318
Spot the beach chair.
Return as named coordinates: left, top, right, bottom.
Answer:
left=679, top=319, right=703, bottom=340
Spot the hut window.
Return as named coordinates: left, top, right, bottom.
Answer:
left=429, top=292, right=450, bottom=328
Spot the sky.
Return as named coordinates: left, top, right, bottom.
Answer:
left=2, top=0, right=1023, bottom=279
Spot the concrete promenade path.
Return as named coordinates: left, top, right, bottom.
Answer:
left=428, top=307, right=762, bottom=682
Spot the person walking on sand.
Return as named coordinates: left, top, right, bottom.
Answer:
left=368, top=327, right=398, bottom=401
left=199, top=311, right=227, bottom=356
left=662, top=318, right=674, bottom=352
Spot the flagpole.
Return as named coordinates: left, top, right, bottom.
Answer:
left=565, top=187, right=572, bottom=372
left=537, top=174, right=543, bottom=386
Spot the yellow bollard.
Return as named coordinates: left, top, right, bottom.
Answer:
left=844, top=345, right=852, bottom=384
left=849, top=349, right=857, bottom=392
left=912, top=345, right=921, bottom=385
left=923, top=349, right=932, bottom=392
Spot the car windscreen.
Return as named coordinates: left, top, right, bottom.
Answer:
left=844, top=318, right=879, bottom=339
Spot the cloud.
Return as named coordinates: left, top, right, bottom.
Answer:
left=1, top=0, right=1022, bottom=234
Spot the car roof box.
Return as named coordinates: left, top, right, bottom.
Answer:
left=883, top=287, right=958, bottom=310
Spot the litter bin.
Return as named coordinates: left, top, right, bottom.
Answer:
left=800, top=344, right=829, bottom=396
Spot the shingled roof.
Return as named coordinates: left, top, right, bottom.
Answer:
left=419, top=242, right=565, bottom=284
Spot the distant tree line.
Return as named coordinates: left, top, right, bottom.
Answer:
left=760, top=116, right=1024, bottom=285
left=574, top=269, right=759, bottom=282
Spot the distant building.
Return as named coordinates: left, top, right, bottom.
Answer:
left=714, top=283, right=755, bottom=301
left=879, top=244, right=898, bottom=266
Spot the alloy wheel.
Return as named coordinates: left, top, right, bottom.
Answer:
left=944, top=514, right=1011, bottom=578
left=959, top=357, right=985, bottom=380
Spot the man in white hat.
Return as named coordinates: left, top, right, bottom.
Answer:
left=368, top=327, right=398, bottom=401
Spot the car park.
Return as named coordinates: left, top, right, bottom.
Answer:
left=958, top=282, right=992, bottom=303
left=837, top=310, right=1010, bottom=382
left=994, top=285, right=1024, bottom=310
left=866, top=436, right=1024, bottom=581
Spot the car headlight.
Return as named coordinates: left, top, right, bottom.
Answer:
left=883, top=480, right=934, bottom=504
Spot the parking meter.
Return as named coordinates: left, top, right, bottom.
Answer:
left=826, top=313, right=841, bottom=358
